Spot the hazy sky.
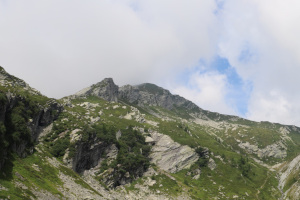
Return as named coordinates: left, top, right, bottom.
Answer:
left=1, top=0, right=300, bottom=126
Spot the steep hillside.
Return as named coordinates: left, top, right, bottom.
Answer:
left=0, top=67, right=62, bottom=171
left=1, top=67, right=300, bottom=199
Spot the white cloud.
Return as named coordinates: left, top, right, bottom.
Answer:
left=0, top=0, right=217, bottom=98
left=218, top=0, right=300, bottom=125
left=246, top=90, right=300, bottom=126
left=1, top=0, right=300, bottom=126
left=172, top=71, right=236, bottom=115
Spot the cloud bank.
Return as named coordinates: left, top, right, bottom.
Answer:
left=1, top=0, right=300, bottom=126
left=0, top=0, right=217, bottom=96
left=218, top=0, right=300, bottom=125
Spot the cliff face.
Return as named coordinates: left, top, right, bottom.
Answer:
left=31, top=100, right=63, bottom=142
left=71, top=135, right=111, bottom=174
left=0, top=67, right=63, bottom=170
left=0, top=93, right=62, bottom=170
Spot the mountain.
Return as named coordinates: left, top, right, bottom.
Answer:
left=1, top=67, right=300, bottom=199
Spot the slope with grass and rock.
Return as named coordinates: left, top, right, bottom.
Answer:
left=1, top=66, right=300, bottom=199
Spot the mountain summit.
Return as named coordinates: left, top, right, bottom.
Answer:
left=74, top=78, right=199, bottom=111
left=75, top=78, right=119, bottom=102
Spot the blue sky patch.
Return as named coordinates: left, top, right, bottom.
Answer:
left=214, top=0, right=225, bottom=15
left=177, top=56, right=252, bottom=116
left=211, top=56, right=252, bottom=115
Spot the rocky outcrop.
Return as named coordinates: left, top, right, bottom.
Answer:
left=238, top=141, right=287, bottom=159
left=149, top=131, right=199, bottom=173
left=75, top=78, right=119, bottom=102
left=30, top=100, right=63, bottom=142
left=69, top=132, right=140, bottom=188
left=118, top=84, right=140, bottom=103
left=208, top=158, right=217, bottom=170
left=71, top=129, right=199, bottom=188
left=278, top=154, right=300, bottom=199
left=119, top=83, right=199, bottom=110
left=71, top=137, right=112, bottom=174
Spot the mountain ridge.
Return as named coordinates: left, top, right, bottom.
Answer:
left=73, top=77, right=199, bottom=111
left=72, top=77, right=250, bottom=122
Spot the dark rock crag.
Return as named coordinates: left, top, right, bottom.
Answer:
left=0, top=67, right=63, bottom=170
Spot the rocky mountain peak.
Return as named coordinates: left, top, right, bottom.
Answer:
left=74, top=78, right=199, bottom=111
left=91, top=77, right=117, bottom=90
left=101, top=77, right=115, bottom=84
left=75, top=77, right=119, bottom=102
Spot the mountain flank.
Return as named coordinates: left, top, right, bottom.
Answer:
left=1, top=66, right=300, bottom=199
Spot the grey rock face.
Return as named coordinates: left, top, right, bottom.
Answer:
left=31, top=100, right=63, bottom=142
left=74, top=78, right=199, bottom=111
left=119, top=83, right=199, bottom=111
left=72, top=138, right=110, bottom=174
left=149, top=132, right=199, bottom=173
left=75, top=78, right=119, bottom=102
left=118, top=84, right=140, bottom=103
left=279, top=154, right=300, bottom=199
left=238, top=141, right=287, bottom=159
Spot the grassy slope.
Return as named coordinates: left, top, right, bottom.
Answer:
left=148, top=109, right=281, bottom=199
left=0, top=148, right=63, bottom=199
left=59, top=96, right=282, bottom=199
left=2, top=93, right=300, bottom=199
left=0, top=143, right=102, bottom=199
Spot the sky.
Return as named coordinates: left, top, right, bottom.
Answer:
left=1, top=0, right=300, bottom=126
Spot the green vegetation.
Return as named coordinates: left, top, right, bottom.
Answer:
left=0, top=152, right=63, bottom=199
left=1, top=90, right=287, bottom=199
left=0, top=89, right=56, bottom=165
left=0, top=145, right=103, bottom=199
left=237, top=156, right=252, bottom=178
left=143, top=106, right=282, bottom=199
left=112, top=126, right=150, bottom=178
left=171, top=158, right=281, bottom=199
left=195, top=147, right=209, bottom=167
left=45, top=99, right=151, bottom=186
left=88, top=125, right=151, bottom=186
left=2, top=67, right=300, bottom=199
left=149, top=174, right=182, bottom=196
left=50, top=136, right=71, bottom=157
left=58, top=165, right=101, bottom=195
